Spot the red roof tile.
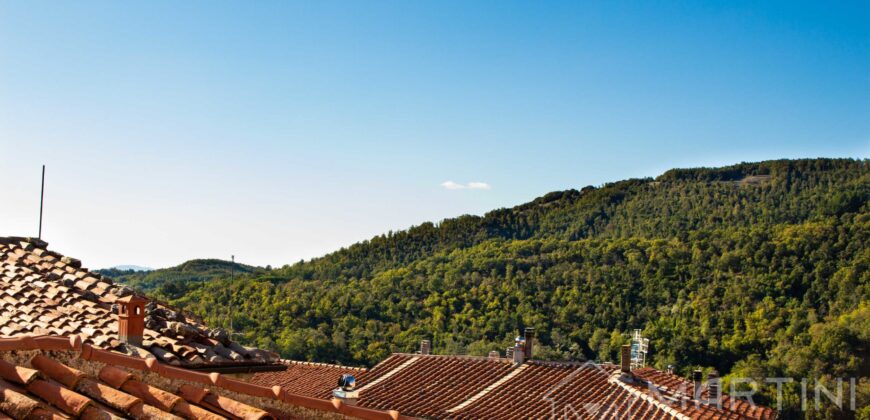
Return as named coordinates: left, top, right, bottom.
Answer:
left=254, top=353, right=779, bottom=419
left=0, top=237, right=279, bottom=368
left=630, top=367, right=779, bottom=420
left=249, top=360, right=366, bottom=399
left=0, top=335, right=404, bottom=420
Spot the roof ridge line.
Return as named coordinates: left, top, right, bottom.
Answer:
left=356, top=356, right=421, bottom=394
left=446, top=363, right=529, bottom=414
left=0, top=236, right=49, bottom=248
left=280, top=359, right=367, bottom=372
left=391, top=352, right=514, bottom=363
left=608, top=372, right=691, bottom=420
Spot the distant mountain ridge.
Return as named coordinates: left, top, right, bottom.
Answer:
left=107, top=265, right=153, bottom=272
left=97, top=259, right=258, bottom=295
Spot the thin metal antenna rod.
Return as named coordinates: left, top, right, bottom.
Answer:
left=229, top=255, right=234, bottom=332
left=38, top=165, right=45, bottom=240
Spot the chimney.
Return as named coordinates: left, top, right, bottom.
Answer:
left=666, top=365, right=674, bottom=375
left=523, top=328, right=534, bottom=361
left=420, top=340, right=431, bottom=355
left=692, top=370, right=703, bottom=400
left=707, top=370, right=721, bottom=407
left=115, top=295, right=147, bottom=347
left=512, top=343, right=525, bottom=364
left=488, top=350, right=500, bottom=360
left=620, top=344, right=632, bottom=373
left=505, top=347, right=514, bottom=359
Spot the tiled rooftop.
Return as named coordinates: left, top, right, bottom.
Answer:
left=248, top=360, right=366, bottom=400
left=629, top=367, right=778, bottom=420
left=0, top=335, right=403, bottom=419
left=0, top=237, right=278, bottom=368
left=254, top=353, right=779, bottom=419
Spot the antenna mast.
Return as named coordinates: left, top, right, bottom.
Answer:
left=631, top=329, right=649, bottom=370
left=229, top=255, right=234, bottom=332
left=38, top=165, right=45, bottom=240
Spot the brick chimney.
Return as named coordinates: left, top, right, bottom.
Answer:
left=523, top=328, right=534, bottom=361
left=620, top=344, right=632, bottom=373
left=420, top=340, right=431, bottom=355
left=115, top=295, right=147, bottom=347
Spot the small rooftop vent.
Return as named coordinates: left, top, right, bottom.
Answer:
left=338, top=374, right=356, bottom=391
left=333, top=374, right=359, bottom=404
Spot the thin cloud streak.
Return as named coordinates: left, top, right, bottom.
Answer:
left=441, top=181, right=492, bottom=190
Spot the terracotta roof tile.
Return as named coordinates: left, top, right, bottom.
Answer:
left=117, top=378, right=182, bottom=412
left=30, top=354, right=87, bottom=388
left=249, top=360, right=366, bottom=399
left=630, top=367, right=780, bottom=420
left=254, top=353, right=778, bottom=419
left=0, top=335, right=404, bottom=420
left=0, top=237, right=280, bottom=368
left=0, top=379, right=47, bottom=419
left=26, top=378, right=93, bottom=416
left=178, top=384, right=273, bottom=420
left=0, top=359, right=40, bottom=385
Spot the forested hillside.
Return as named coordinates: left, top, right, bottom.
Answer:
left=110, top=158, right=868, bottom=417
left=98, top=259, right=258, bottom=294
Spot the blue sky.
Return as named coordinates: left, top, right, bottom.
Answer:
left=1, top=1, right=867, bottom=268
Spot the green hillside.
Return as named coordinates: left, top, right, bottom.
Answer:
left=98, top=259, right=258, bottom=296
left=105, top=158, right=869, bottom=417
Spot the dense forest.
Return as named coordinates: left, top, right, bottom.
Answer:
left=109, top=159, right=868, bottom=418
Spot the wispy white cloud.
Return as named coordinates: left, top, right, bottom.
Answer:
left=441, top=181, right=491, bottom=190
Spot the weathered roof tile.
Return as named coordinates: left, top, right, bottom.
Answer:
left=0, top=238, right=280, bottom=368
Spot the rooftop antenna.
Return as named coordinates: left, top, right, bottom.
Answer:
left=630, top=329, right=649, bottom=370
left=229, top=255, right=234, bottom=332
left=38, top=165, right=45, bottom=240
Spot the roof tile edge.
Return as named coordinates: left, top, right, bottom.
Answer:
left=280, top=358, right=368, bottom=372
left=0, top=335, right=401, bottom=420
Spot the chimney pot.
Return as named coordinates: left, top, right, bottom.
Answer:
left=620, top=344, right=632, bottom=373
left=707, top=370, right=721, bottom=407
left=420, top=340, right=431, bottom=355
left=512, top=343, right=525, bottom=364
left=115, top=295, right=147, bottom=347
left=523, top=328, right=534, bottom=361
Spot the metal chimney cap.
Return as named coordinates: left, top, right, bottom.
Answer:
left=338, top=374, right=357, bottom=391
